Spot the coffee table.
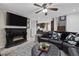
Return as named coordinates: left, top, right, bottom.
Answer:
left=31, top=43, right=60, bottom=56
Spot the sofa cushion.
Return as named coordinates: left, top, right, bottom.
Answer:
left=41, top=31, right=53, bottom=38
left=63, top=42, right=76, bottom=48
left=74, top=33, right=79, bottom=47
left=75, top=37, right=79, bottom=42
left=68, top=47, right=79, bottom=56
left=68, top=41, right=76, bottom=45
left=75, top=33, right=79, bottom=42
left=50, top=39, right=62, bottom=44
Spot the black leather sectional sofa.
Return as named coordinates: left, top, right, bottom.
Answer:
left=37, top=31, right=79, bottom=56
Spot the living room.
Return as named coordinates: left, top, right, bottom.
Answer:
left=0, top=3, right=79, bottom=56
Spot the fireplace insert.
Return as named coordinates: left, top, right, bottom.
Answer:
left=5, top=28, right=27, bottom=48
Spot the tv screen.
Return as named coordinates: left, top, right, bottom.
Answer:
left=6, top=12, right=27, bottom=26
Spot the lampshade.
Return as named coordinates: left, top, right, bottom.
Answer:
left=42, top=9, right=47, bottom=13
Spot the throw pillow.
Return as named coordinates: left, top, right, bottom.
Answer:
left=65, top=33, right=75, bottom=41
left=75, top=33, right=79, bottom=42
left=65, top=33, right=76, bottom=45
left=51, top=32, right=61, bottom=40
left=68, top=41, right=77, bottom=45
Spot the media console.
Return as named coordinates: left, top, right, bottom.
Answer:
left=5, top=12, right=28, bottom=48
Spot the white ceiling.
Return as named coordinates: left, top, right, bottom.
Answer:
left=0, top=3, right=79, bottom=20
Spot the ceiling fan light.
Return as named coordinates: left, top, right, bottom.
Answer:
left=42, top=9, right=47, bottom=13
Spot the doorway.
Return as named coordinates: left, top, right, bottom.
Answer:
left=51, top=19, right=54, bottom=31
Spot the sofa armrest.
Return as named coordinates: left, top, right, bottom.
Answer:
left=49, top=39, right=62, bottom=44
left=38, top=36, right=49, bottom=42
left=63, top=42, right=76, bottom=48
left=68, top=47, right=79, bottom=56
left=41, top=38, right=49, bottom=41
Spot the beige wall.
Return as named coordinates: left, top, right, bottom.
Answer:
left=66, top=13, right=79, bottom=32
left=0, top=9, right=6, bottom=48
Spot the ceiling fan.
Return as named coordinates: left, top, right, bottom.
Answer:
left=34, top=3, right=58, bottom=16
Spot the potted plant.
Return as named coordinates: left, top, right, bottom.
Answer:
left=39, top=42, right=50, bottom=52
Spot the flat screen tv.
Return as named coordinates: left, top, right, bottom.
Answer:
left=6, top=12, right=27, bottom=26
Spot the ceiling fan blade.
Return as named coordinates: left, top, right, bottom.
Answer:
left=35, top=9, right=42, bottom=14
left=34, top=3, right=42, bottom=8
left=48, top=8, right=58, bottom=11
left=45, top=12, right=47, bottom=16
left=42, top=3, right=47, bottom=7
left=48, top=3, right=52, bottom=5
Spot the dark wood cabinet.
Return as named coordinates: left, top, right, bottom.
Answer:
left=57, top=26, right=66, bottom=32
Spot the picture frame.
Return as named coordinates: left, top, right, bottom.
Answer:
left=60, top=16, right=66, bottom=21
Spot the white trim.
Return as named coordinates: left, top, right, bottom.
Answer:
left=5, top=26, right=27, bottom=28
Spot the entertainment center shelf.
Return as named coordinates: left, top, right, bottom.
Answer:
left=5, top=26, right=27, bottom=29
